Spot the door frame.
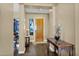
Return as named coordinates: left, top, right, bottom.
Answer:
left=33, top=17, right=45, bottom=44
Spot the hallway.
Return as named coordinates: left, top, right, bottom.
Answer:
left=0, top=3, right=79, bottom=56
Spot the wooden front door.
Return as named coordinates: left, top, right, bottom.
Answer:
left=35, top=18, right=44, bottom=42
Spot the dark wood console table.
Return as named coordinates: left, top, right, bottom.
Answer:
left=47, top=38, right=74, bottom=56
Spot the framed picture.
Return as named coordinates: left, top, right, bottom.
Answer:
left=29, top=18, right=34, bottom=35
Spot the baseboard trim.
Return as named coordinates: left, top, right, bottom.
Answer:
left=19, top=51, right=24, bottom=54
left=33, top=41, right=47, bottom=45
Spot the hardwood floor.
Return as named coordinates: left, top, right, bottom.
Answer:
left=18, top=42, right=75, bottom=56
left=23, top=43, right=57, bottom=56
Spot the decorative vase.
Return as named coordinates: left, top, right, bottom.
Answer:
left=54, top=35, right=60, bottom=41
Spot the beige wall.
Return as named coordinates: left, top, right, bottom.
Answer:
left=75, top=4, right=79, bottom=56
left=25, top=13, right=49, bottom=43
left=0, top=4, right=13, bottom=55
left=56, top=3, right=75, bottom=44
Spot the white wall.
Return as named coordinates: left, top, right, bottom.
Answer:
left=48, top=8, right=53, bottom=37
left=0, top=4, right=13, bottom=55
left=13, top=4, right=25, bottom=54
left=48, top=6, right=57, bottom=38
left=56, top=4, right=75, bottom=44
left=19, top=4, right=26, bottom=53
left=25, top=13, right=49, bottom=43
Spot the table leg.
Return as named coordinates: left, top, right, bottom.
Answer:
left=58, top=48, right=61, bottom=56
left=69, top=46, right=72, bottom=56
left=28, top=37, right=30, bottom=46
left=72, top=45, right=74, bottom=56
left=47, top=41, right=49, bottom=56
left=68, top=45, right=74, bottom=56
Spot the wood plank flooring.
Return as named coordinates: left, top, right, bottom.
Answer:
left=18, top=42, right=75, bottom=56
left=23, top=43, right=57, bottom=56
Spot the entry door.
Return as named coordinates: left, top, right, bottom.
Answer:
left=35, top=18, right=44, bottom=42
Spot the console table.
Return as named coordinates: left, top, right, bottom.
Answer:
left=47, top=38, right=74, bottom=56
